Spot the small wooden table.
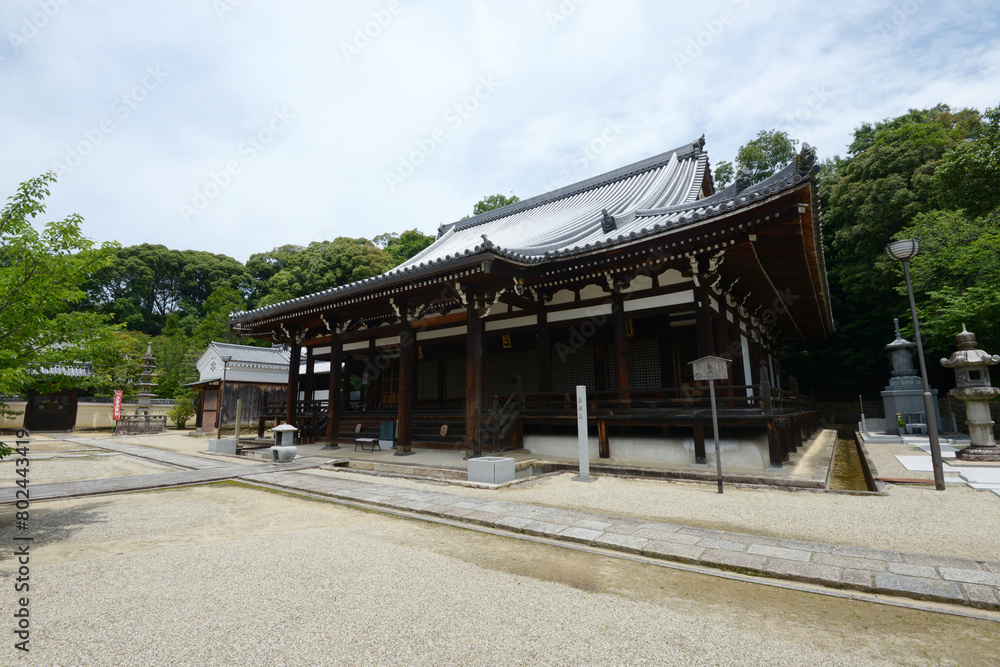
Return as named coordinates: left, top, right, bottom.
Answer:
left=355, top=438, right=380, bottom=452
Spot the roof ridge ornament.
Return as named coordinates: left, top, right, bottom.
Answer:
left=734, top=168, right=752, bottom=194
left=601, top=208, right=617, bottom=233
left=796, top=142, right=817, bottom=175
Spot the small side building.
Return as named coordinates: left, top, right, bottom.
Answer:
left=188, top=342, right=300, bottom=434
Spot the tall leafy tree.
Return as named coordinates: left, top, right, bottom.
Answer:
left=471, top=193, right=519, bottom=216
left=934, top=103, right=1000, bottom=218
left=0, top=173, right=121, bottom=455
left=713, top=130, right=797, bottom=188
left=373, top=229, right=435, bottom=263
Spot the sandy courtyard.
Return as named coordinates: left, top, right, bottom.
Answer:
left=1, top=483, right=998, bottom=665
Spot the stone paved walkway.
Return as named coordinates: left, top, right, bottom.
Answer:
left=58, top=435, right=232, bottom=470
left=245, top=469, right=1000, bottom=612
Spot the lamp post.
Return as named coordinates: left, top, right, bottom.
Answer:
left=216, top=354, right=232, bottom=440
left=885, top=239, right=945, bottom=490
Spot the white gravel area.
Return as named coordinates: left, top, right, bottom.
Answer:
left=0, top=454, right=175, bottom=488
left=2, top=485, right=986, bottom=665
left=305, top=468, right=1000, bottom=561
left=863, top=440, right=945, bottom=480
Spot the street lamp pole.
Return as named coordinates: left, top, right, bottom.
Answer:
left=886, top=240, right=945, bottom=490
left=216, top=354, right=232, bottom=441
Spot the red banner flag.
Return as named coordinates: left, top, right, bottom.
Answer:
left=113, top=390, right=123, bottom=421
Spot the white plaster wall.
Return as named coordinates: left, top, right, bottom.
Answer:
left=523, top=432, right=771, bottom=470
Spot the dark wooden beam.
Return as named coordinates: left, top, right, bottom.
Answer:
left=285, top=335, right=300, bottom=427
left=611, top=292, right=630, bottom=393
left=538, top=309, right=552, bottom=393
left=396, top=313, right=415, bottom=455
left=325, top=329, right=342, bottom=448
left=365, top=338, right=379, bottom=411
left=694, top=284, right=714, bottom=359
left=466, top=297, right=484, bottom=458
left=499, top=292, right=542, bottom=314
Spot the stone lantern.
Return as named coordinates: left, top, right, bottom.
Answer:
left=941, top=326, right=1000, bottom=461
left=269, top=423, right=298, bottom=463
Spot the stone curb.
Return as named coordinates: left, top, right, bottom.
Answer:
left=245, top=470, right=1000, bottom=612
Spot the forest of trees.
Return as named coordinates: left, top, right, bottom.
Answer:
left=3, top=102, right=998, bottom=413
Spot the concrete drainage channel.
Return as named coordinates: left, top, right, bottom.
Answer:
left=324, top=458, right=556, bottom=486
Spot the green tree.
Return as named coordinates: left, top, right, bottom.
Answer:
left=81, top=244, right=250, bottom=335
left=934, top=104, right=1000, bottom=218
left=373, top=229, right=436, bottom=263
left=472, top=193, right=519, bottom=216
left=713, top=160, right=734, bottom=189
left=0, top=173, right=121, bottom=455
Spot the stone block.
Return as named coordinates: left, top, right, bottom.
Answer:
left=467, top=456, right=516, bottom=484
left=766, top=559, right=841, bottom=585
left=842, top=568, right=876, bottom=591
left=959, top=583, right=1000, bottom=610
left=830, top=544, right=902, bottom=562
left=698, top=538, right=747, bottom=552
left=747, top=544, right=812, bottom=562
left=700, top=549, right=768, bottom=571
left=208, top=438, right=237, bottom=454
left=813, top=553, right=886, bottom=572
left=642, top=540, right=705, bottom=563
left=874, top=573, right=964, bottom=603
left=888, top=562, right=939, bottom=579
left=269, top=445, right=296, bottom=463
left=595, top=533, right=649, bottom=554
left=938, top=568, right=1000, bottom=586
left=556, top=526, right=604, bottom=544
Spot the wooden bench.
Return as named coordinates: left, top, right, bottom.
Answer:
left=355, top=437, right=380, bottom=452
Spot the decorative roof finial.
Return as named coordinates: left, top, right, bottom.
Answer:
left=601, top=209, right=617, bottom=233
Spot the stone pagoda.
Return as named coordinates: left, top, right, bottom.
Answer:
left=135, top=342, right=157, bottom=415
left=114, top=342, right=168, bottom=435
left=881, top=318, right=940, bottom=435
left=941, top=326, right=1000, bottom=461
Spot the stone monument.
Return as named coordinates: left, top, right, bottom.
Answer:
left=941, top=326, right=1000, bottom=461
left=881, top=318, right=941, bottom=435
left=114, top=342, right=168, bottom=435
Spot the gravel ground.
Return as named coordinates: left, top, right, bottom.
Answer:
left=304, top=467, right=1000, bottom=561
left=3, top=485, right=995, bottom=665
left=0, top=454, right=175, bottom=488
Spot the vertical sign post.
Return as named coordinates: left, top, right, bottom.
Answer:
left=573, top=385, right=595, bottom=482
left=689, top=356, right=731, bottom=494
left=112, top=390, right=123, bottom=421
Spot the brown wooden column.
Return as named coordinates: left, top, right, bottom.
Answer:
left=285, top=335, right=301, bottom=427
left=537, top=309, right=552, bottom=393
left=365, top=339, right=379, bottom=410
left=694, top=284, right=714, bottom=359
left=611, top=292, right=630, bottom=394
left=325, top=331, right=343, bottom=448
left=396, top=315, right=415, bottom=455
left=466, top=297, right=484, bottom=458
left=342, top=354, right=353, bottom=411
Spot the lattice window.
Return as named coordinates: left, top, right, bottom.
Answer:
left=553, top=345, right=595, bottom=392
left=484, top=349, right=539, bottom=398
left=445, top=356, right=466, bottom=399
left=416, top=360, right=438, bottom=400
left=606, top=339, right=662, bottom=390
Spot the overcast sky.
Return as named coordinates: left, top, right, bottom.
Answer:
left=2, top=1, right=998, bottom=263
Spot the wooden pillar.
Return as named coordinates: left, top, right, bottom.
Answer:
left=597, top=419, right=610, bottom=459
left=304, top=346, right=315, bottom=403
left=538, top=310, right=552, bottom=393
left=466, top=297, right=484, bottom=457
left=285, top=335, right=301, bottom=427
left=396, top=316, right=415, bottom=455
left=693, top=417, right=707, bottom=464
left=365, top=339, right=379, bottom=410
left=325, top=331, right=343, bottom=447
left=342, top=355, right=353, bottom=413
left=611, top=292, right=630, bottom=394
left=694, top=284, right=714, bottom=359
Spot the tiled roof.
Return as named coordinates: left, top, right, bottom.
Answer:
left=231, top=138, right=820, bottom=326
left=209, top=342, right=290, bottom=368
left=36, top=363, right=94, bottom=378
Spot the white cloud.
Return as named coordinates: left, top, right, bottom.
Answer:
left=1, top=0, right=998, bottom=261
